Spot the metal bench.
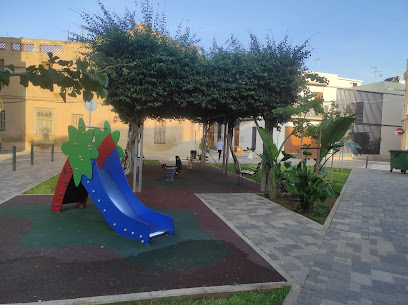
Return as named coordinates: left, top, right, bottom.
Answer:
left=238, top=162, right=261, bottom=187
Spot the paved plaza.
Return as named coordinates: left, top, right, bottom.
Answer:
left=0, top=151, right=66, bottom=205
left=0, top=151, right=407, bottom=304
left=200, top=169, right=408, bottom=305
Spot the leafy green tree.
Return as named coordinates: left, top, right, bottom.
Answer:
left=202, top=37, right=255, bottom=171
left=319, top=115, right=356, bottom=161
left=75, top=1, right=206, bottom=174
left=247, top=35, right=314, bottom=192
left=201, top=35, right=315, bottom=179
left=273, top=74, right=328, bottom=162
left=0, top=53, right=109, bottom=102
left=285, top=160, right=335, bottom=213
left=257, top=126, right=295, bottom=199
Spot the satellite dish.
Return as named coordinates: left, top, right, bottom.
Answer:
left=84, top=100, right=97, bottom=112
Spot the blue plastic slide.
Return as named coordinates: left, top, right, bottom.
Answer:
left=80, top=147, right=174, bottom=244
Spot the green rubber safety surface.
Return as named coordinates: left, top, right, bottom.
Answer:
left=0, top=201, right=227, bottom=269
left=0, top=165, right=285, bottom=304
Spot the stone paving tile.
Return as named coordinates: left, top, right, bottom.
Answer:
left=0, top=152, right=66, bottom=204
left=197, top=192, right=326, bottom=286
left=198, top=168, right=408, bottom=305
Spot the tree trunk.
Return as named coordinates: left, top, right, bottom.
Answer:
left=222, top=119, right=227, bottom=174
left=269, top=166, right=279, bottom=200
left=315, top=130, right=322, bottom=176
left=200, top=122, right=209, bottom=166
left=228, top=133, right=240, bottom=174
left=260, top=119, right=274, bottom=193
left=300, top=114, right=305, bottom=169
left=226, top=121, right=240, bottom=174
left=123, top=118, right=141, bottom=176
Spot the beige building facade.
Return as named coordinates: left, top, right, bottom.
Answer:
left=0, top=37, right=199, bottom=157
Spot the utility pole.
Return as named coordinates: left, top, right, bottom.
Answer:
left=316, top=57, right=321, bottom=72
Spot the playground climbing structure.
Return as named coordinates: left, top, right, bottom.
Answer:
left=51, top=119, right=174, bottom=244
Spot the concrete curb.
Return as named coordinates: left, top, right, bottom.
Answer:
left=197, top=193, right=294, bottom=285
left=283, top=170, right=356, bottom=305
left=13, top=282, right=288, bottom=305
left=323, top=168, right=354, bottom=228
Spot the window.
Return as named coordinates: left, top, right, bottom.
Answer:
left=0, top=42, right=5, bottom=50
left=40, top=45, right=62, bottom=54
left=11, top=43, right=21, bottom=51
left=0, top=110, right=5, bottom=131
left=72, top=114, right=83, bottom=127
left=33, top=108, right=55, bottom=146
left=22, top=44, right=34, bottom=52
left=355, top=102, right=364, bottom=123
left=0, top=59, right=4, bottom=70
left=10, top=43, right=34, bottom=52
left=154, top=121, right=166, bottom=144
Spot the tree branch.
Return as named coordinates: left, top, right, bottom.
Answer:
left=8, top=71, right=28, bottom=77
left=97, top=62, right=135, bottom=73
left=6, top=62, right=135, bottom=76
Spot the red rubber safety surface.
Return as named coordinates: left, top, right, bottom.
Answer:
left=0, top=164, right=285, bottom=304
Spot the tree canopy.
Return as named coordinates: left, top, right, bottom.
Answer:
left=75, top=2, right=206, bottom=125
left=0, top=52, right=110, bottom=102
left=74, top=1, right=315, bottom=128
left=70, top=0, right=319, bottom=176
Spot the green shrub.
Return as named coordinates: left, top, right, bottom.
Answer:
left=285, top=161, right=335, bottom=213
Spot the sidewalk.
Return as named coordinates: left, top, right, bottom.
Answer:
left=0, top=152, right=66, bottom=205
left=200, top=168, right=408, bottom=304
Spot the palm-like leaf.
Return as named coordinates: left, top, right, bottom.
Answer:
left=257, top=127, right=278, bottom=163
left=320, top=116, right=355, bottom=160
left=345, top=140, right=361, bottom=156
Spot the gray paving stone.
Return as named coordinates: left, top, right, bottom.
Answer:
left=324, top=289, right=349, bottom=304
left=351, top=260, right=371, bottom=274
left=296, top=291, right=311, bottom=304
left=308, top=295, right=324, bottom=305
left=348, top=290, right=360, bottom=303
left=197, top=169, right=408, bottom=305
left=326, top=277, right=349, bottom=293
left=371, top=269, right=394, bottom=283
left=350, top=271, right=372, bottom=287
left=0, top=152, right=66, bottom=204
left=395, top=292, right=408, bottom=305
left=361, top=288, right=399, bottom=304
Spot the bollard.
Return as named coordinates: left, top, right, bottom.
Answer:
left=12, top=146, right=16, bottom=171
left=31, top=143, right=34, bottom=165
left=51, top=144, right=54, bottom=162
left=365, top=156, right=368, bottom=168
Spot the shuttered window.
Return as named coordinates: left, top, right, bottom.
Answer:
left=0, top=110, right=5, bottom=131
left=72, top=114, right=83, bottom=128
left=154, top=121, right=166, bottom=144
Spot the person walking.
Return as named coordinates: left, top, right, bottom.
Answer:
left=216, top=138, right=224, bottom=160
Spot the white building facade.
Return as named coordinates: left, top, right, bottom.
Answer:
left=237, top=72, right=363, bottom=155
